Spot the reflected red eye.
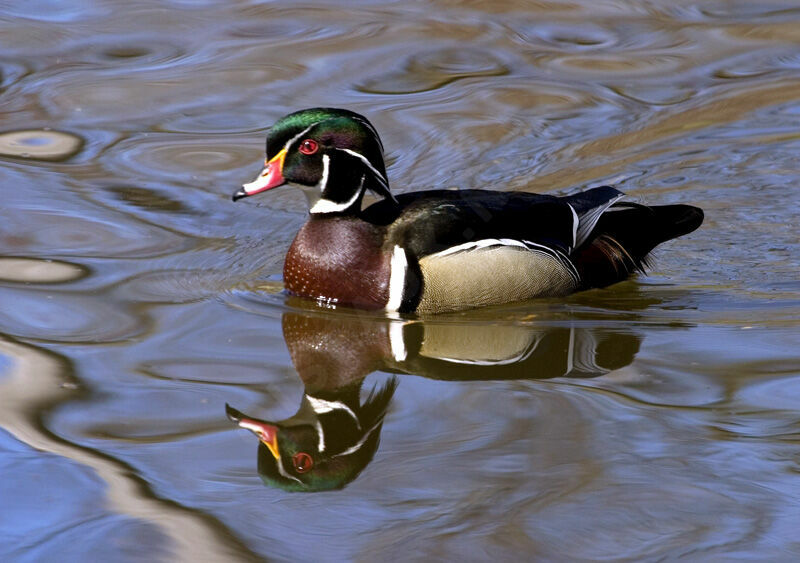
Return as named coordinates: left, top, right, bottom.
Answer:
left=298, top=139, right=318, bottom=155
left=292, top=452, right=313, bottom=473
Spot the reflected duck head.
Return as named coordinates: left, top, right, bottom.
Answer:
left=226, top=377, right=397, bottom=492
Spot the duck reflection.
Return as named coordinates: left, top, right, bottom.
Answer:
left=227, top=312, right=641, bottom=492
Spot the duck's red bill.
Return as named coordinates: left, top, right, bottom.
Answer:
left=233, top=148, right=287, bottom=201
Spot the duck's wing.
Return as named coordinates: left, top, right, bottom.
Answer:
left=364, top=186, right=624, bottom=258
left=562, top=186, right=625, bottom=248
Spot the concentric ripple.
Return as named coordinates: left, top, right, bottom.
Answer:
left=104, top=134, right=261, bottom=185
left=0, top=130, right=83, bottom=161
left=357, top=48, right=509, bottom=94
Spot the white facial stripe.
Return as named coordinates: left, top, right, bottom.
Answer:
left=386, top=245, right=407, bottom=312
left=309, top=174, right=364, bottom=214
left=282, top=123, right=318, bottom=154
left=339, top=148, right=389, bottom=189
left=317, top=154, right=330, bottom=192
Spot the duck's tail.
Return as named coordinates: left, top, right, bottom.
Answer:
left=572, top=202, right=704, bottom=289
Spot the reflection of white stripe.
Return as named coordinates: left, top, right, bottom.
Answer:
left=315, top=420, right=326, bottom=453
left=565, top=326, right=574, bottom=377
left=437, top=333, right=543, bottom=366
left=389, top=321, right=407, bottom=361
left=332, top=419, right=383, bottom=458
left=307, top=395, right=359, bottom=424
left=275, top=458, right=302, bottom=484
left=385, top=246, right=407, bottom=312
left=310, top=173, right=364, bottom=214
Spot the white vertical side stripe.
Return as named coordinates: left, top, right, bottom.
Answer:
left=386, top=245, right=407, bottom=312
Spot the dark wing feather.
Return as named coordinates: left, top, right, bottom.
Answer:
left=362, top=187, right=625, bottom=259
left=362, top=189, right=566, bottom=258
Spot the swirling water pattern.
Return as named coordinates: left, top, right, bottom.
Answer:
left=1, top=1, right=800, bottom=560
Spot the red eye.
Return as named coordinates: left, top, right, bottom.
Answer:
left=292, top=452, right=314, bottom=473
left=298, top=139, right=318, bottom=155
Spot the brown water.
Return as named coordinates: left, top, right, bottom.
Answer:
left=2, top=1, right=800, bottom=560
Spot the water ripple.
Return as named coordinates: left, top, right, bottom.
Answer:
left=357, top=47, right=509, bottom=94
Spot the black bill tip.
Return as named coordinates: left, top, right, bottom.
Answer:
left=225, top=403, right=245, bottom=423
left=232, top=189, right=247, bottom=202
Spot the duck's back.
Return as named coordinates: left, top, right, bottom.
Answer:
left=362, top=189, right=606, bottom=313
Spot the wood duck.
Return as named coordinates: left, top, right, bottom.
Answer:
left=233, top=108, right=704, bottom=313
left=226, top=311, right=641, bottom=492
left=225, top=311, right=399, bottom=493
left=225, top=381, right=396, bottom=493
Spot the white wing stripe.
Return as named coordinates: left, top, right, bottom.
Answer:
left=433, top=238, right=528, bottom=258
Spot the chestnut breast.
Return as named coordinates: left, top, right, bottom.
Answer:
left=284, top=217, right=391, bottom=309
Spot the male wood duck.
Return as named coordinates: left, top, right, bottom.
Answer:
left=233, top=108, right=704, bottom=313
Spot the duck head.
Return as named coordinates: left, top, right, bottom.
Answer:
left=226, top=377, right=397, bottom=493
left=233, top=108, right=396, bottom=214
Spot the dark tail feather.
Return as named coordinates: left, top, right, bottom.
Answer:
left=572, top=203, right=703, bottom=289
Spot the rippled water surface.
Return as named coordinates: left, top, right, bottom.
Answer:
left=2, top=1, right=800, bottom=560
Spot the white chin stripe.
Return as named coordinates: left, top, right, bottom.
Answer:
left=310, top=194, right=358, bottom=214
left=385, top=245, right=407, bottom=312
left=309, top=168, right=363, bottom=214
left=306, top=395, right=359, bottom=422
